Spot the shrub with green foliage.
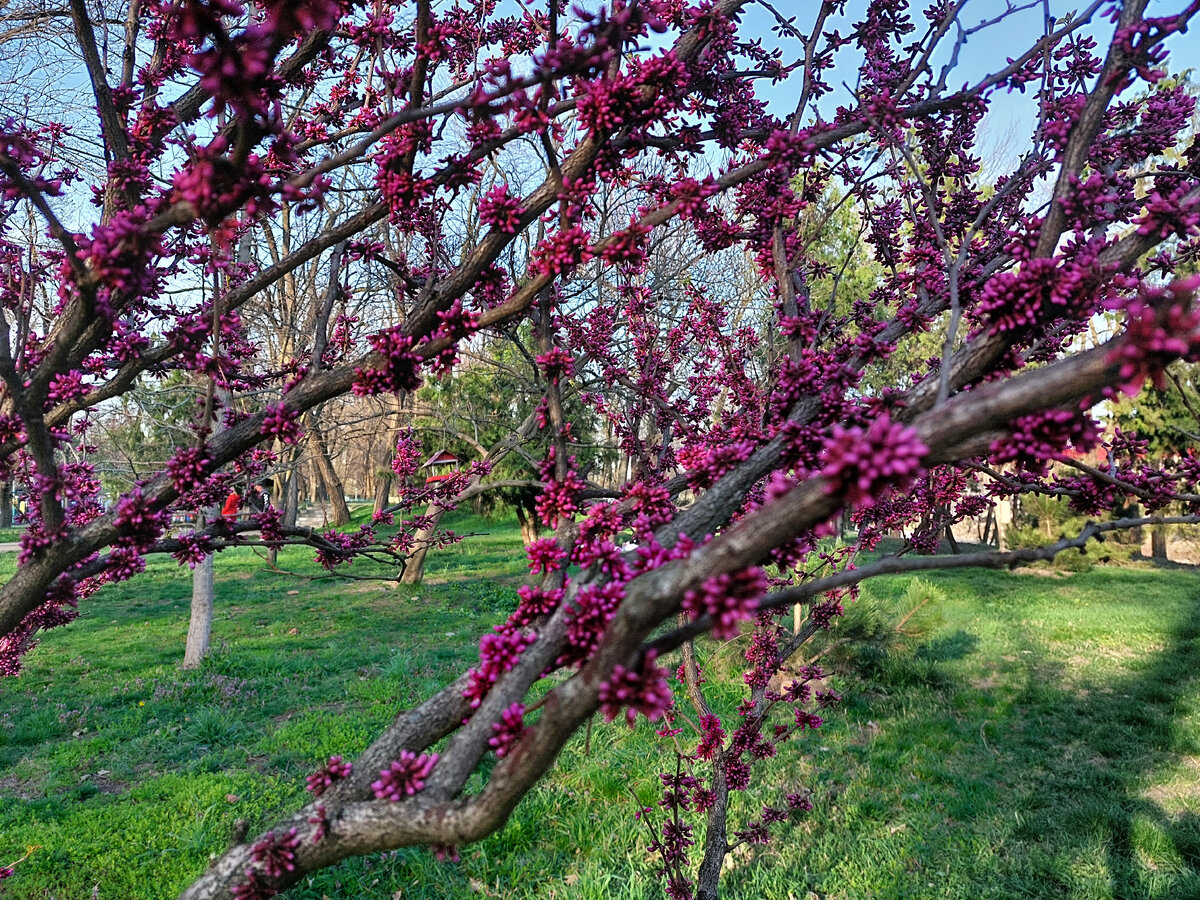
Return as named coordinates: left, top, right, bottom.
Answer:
left=1007, top=495, right=1137, bottom=572
left=806, top=578, right=947, bottom=686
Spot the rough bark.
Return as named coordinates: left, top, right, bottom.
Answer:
left=309, top=419, right=351, bottom=526
left=399, top=502, right=443, bottom=585
left=0, top=481, right=11, bottom=530
left=282, top=449, right=301, bottom=528
left=177, top=321, right=1200, bottom=897
left=373, top=473, right=392, bottom=516
left=514, top=503, right=539, bottom=545
left=1151, top=523, right=1169, bottom=561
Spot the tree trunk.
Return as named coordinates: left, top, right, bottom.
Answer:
left=1151, top=523, right=1169, bottom=561
left=306, top=457, right=319, bottom=503
left=283, top=471, right=299, bottom=527
left=373, top=474, right=392, bottom=516
left=400, top=503, right=444, bottom=585
left=1128, top=503, right=1143, bottom=545
left=186, top=369, right=234, bottom=666
left=981, top=506, right=996, bottom=547
left=309, top=423, right=351, bottom=526
left=944, top=524, right=960, bottom=554
left=514, top=503, right=540, bottom=545
left=280, top=445, right=301, bottom=528
left=399, top=408, right=537, bottom=584
left=0, top=481, right=11, bottom=529
left=183, top=551, right=214, bottom=669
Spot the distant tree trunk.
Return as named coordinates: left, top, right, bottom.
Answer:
left=373, top=474, right=392, bottom=516
left=183, top=540, right=215, bottom=669
left=309, top=422, right=350, bottom=526
left=979, top=508, right=991, bottom=546
left=399, top=409, right=539, bottom=584
left=514, top=503, right=540, bottom=544
left=995, top=498, right=1013, bottom=550
left=0, top=481, right=11, bottom=529
left=944, top=524, right=960, bottom=554
left=283, top=469, right=300, bottom=527
left=303, top=457, right=317, bottom=503
left=400, top=503, right=444, bottom=585
left=1128, top=502, right=1144, bottom=545
left=373, top=401, right=411, bottom=519
left=187, top=367, right=234, bottom=665
left=1151, top=523, right=1169, bottom=561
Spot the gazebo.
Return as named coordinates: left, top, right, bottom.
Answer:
left=420, top=450, right=461, bottom=484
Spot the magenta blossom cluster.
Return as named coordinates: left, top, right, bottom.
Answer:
left=695, top=713, right=725, bottom=761
left=488, top=703, right=527, bottom=757
left=535, top=449, right=585, bottom=527
left=390, top=430, right=424, bottom=481
left=112, top=489, right=168, bottom=549
left=464, top=624, right=536, bottom=709
left=1106, top=279, right=1200, bottom=395
left=820, top=414, right=927, bottom=507
left=305, top=755, right=352, bottom=797
left=510, top=584, right=565, bottom=627
left=599, top=650, right=674, bottom=727
left=250, top=827, right=300, bottom=878
left=230, top=870, right=277, bottom=900
left=525, top=537, right=566, bottom=574
left=681, top=568, right=767, bottom=640
left=372, top=751, right=439, bottom=801
left=478, top=184, right=525, bottom=234
left=989, top=406, right=1099, bottom=474
left=353, top=327, right=424, bottom=396
left=166, top=446, right=213, bottom=494
left=259, top=403, right=302, bottom=445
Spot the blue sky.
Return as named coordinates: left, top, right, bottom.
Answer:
left=734, top=0, right=1200, bottom=170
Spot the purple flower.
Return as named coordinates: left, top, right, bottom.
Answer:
left=488, top=703, right=526, bottom=757
left=598, top=650, right=673, bottom=727
left=681, top=568, right=766, bottom=640
left=372, top=751, right=438, bottom=801
left=821, top=414, right=927, bottom=507
left=465, top=625, right=535, bottom=709
left=478, top=184, right=525, bottom=234
left=305, top=755, right=352, bottom=796
left=166, top=447, right=213, bottom=494
left=259, top=403, right=302, bottom=445
left=231, top=869, right=278, bottom=900
left=250, top=828, right=300, bottom=878
left=353, top=327, right=423, bottom=397
left=526, top=538, right=565, bottom=575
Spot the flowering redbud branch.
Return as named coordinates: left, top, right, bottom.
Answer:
left=645, top=515, right=1200, bottom=659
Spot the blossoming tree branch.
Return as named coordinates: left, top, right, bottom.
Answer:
left=3, top=0, right=1200, bottom=896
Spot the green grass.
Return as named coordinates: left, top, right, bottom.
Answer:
left=3, top=517, right=1200, bottom=899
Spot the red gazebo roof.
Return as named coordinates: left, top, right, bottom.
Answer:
left=421, top=450, right=460, bottom=469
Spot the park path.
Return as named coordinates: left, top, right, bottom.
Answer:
left=0, top=506, right=337, bottom=555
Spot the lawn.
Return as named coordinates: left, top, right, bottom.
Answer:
left=2, top=514, right=1200, bottom=899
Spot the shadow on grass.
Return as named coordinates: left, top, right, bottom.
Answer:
left=917, top=629, right=979, bottom=662
left=756, top=575, right=1200, bottom=900
left=1082, top=601, right=1200, bottom=895
left=987, top=589, right=1200, bottom=897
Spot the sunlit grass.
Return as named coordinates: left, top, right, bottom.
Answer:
left=2, top=514, right=1200, bottom=898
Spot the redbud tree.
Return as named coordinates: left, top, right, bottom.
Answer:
left=3, top=0, right=1200, bottom=897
